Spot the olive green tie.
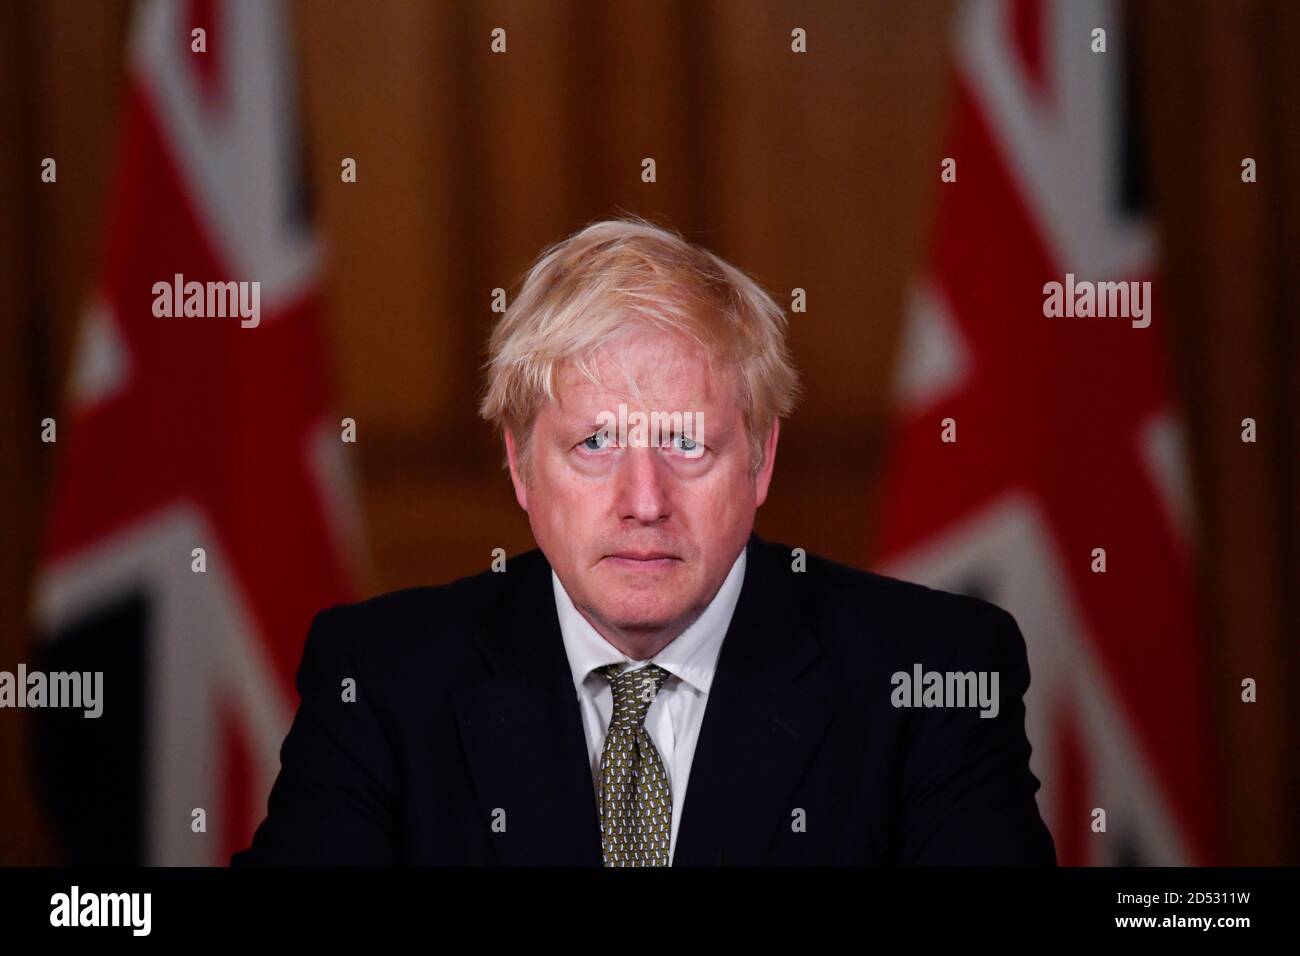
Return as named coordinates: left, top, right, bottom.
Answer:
left=596, top=663, right=672, bottom=866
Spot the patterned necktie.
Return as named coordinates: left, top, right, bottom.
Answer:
left=596, top=663, right=673, bottom=866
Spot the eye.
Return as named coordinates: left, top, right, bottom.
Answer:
left=581, top=430, right=612, bottom=451
left=667, top=433, right=701, bottom=454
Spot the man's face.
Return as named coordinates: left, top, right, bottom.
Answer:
left=505, top=328, right=779, bottom=648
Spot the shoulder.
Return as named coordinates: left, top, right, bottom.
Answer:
left=300, top=547, right=549, bottom=682
left=753, top=536, right=1023, bottom=668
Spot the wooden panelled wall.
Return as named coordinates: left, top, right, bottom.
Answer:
left=0, top=0, right=1294, bottom=865
left=290, top=0, right=952, bottom=585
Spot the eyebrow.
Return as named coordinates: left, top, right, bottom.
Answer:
left=562, top=416, right=607, bottom=434
left=556, top=410, right=733, bottom=443
left=549, top=414, right=608, bottom=444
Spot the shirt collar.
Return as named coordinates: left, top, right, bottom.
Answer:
left=552, top=547, right=747, bottom=695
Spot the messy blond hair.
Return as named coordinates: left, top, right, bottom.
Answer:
left=478, top=216, right=800, bottom=478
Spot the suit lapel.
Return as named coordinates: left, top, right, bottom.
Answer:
left=453, top=551, right=603, bottom=865
left=673, top=534, right=832, bottom=866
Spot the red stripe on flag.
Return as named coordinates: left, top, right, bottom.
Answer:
left=185, top=0, right=224, bottom=111
left=1053, top=700, right=1090, bottom=866
left=1011, top=0, right=1050, bottom=102
left=220, top=701, right=256, bottom=864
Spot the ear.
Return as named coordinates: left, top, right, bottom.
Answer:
left=753, top=419, right=780, bottom=508
left=504, top=428, right=529, bottom=511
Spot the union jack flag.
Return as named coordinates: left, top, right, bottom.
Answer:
left=32, top=0, right=360, bottom=865
left=874, top=0, right=1216, bottom=865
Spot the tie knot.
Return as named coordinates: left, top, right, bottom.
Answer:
left=598, top=663, right=670, bottom=731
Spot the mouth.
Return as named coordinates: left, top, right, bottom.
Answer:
left=603, top=551, right=681, bottom=570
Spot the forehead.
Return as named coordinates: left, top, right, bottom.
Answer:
left=552, top=330, right=736, bottom=411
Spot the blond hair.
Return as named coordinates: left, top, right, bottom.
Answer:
left=478, top=216, right=800, bottom=477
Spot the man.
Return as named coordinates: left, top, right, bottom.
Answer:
left=233, top=217, right=1056, bottom=866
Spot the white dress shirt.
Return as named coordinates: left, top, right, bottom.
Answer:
left=552, top=548, right=746, bottom=864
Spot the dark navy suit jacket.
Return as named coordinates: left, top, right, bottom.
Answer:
left=232, top=533, right=1056, bottom=866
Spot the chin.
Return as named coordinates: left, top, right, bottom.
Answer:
left=594, top=596, right=687, bottom=634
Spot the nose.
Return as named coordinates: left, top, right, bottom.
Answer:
left=613, top=444, right=672, bottom=525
